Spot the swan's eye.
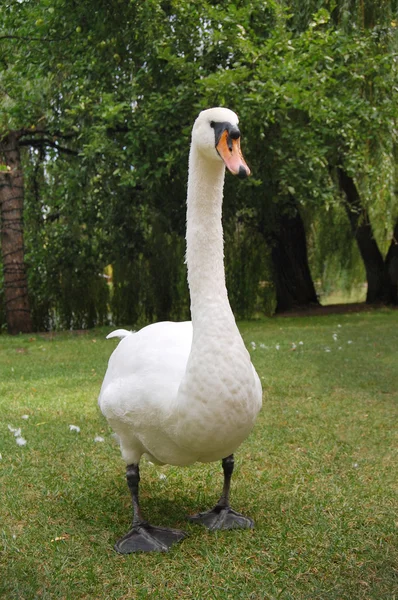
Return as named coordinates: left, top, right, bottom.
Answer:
left=210, top=121, right=215, bottom=128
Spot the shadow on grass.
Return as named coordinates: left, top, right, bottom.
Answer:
left=58, top=464, right=208, bottom=532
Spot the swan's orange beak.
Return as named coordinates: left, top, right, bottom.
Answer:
left=216, top=130, right=251, bottom=179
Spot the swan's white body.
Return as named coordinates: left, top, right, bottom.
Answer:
left=99, top=107, right=262, bottom=470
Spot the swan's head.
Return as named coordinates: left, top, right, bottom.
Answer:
left=192, top=107, right=251, bottom=179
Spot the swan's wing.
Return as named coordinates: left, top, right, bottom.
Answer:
left=98, top=321, right=192, bottom=417
left=106, top=329, right=133, bottom=340
left=99, top=321, right=196, bottom=465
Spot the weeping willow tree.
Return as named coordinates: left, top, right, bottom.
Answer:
left=1, top=0, right=397, bottom=333
left=110, top=218, right=190, bottom=326
left=281, top=0, right=398, bottom=304
left=307, top=204, right=366, bottom=300
left=22, top=147, right=110, bottom=331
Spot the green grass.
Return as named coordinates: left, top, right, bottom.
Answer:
left=1, top=310, right=397, bottom=599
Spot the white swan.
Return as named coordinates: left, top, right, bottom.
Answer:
left=99, top=107, right=262, bottom=553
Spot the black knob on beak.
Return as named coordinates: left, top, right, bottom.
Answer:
left=238, top=165, right=248, bottom=179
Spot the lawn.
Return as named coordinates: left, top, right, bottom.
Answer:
left=0, top=309, right=397, bottom=599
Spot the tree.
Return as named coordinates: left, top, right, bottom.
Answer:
left=337, top=167, right=397, bottom=303
left=0, top=1, right=79, bottom=331
left=384, top=221, right=398, bottom=304
left=0, top=133, right=32, bottom=333
left=277, top=2, right=398, bottom=303
left=1, top=0, right=396, bottom=332
left=270, top=201, right=319, bottom=311
left=0, top=0, right=139, bottom=329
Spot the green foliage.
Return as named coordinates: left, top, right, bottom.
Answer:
left=20, top=149, right=110, bottom=330
left=111, top=221, right=190, bottom=325
left=0, top=0, right=397, bottom=329
left=224, top=211, right=277, bottom=317
left=307, top=204, right=366, bottom=296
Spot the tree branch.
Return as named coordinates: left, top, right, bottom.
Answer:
left=19, top=128, right=77, bottom=140
left=0, top=34, right=72, bottom=43
left=19, top=138, right=78, bottom=156
left=106, top=126, right=130, bottom=135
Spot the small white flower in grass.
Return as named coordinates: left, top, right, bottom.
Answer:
left=259, top=343, right=267, bottom=349
left=16, top=437, right=27, bottom=446
left=291, top=342, right=297, bottom=350
left=250, top=341, right=256, bottom=350
left=332, top=333, right=338, bottom=341
left=69, top=425, right=80, bottom=433
left=338, top=347, right=342, bottom=350
left=159, top=473, right=167, bottom=481
left=299, top=341, right=303, bottom=346
left=275, top=344, right=280, bottom=350
left=338, top=324, right=342, bottom=328
left=347, top=340, right=353, bottom=344
left=325, top=347, right=331, bottom=353
left=21, top=415, right=29, bottom=420
left=353, top=462, right=359, bottom=468
left=94, top=436, right=104, bottom=443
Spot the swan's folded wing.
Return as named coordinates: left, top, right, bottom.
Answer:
left=98, top=321, right=193, bottom=416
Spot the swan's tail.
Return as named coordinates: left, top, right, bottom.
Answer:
left=106, top=329, right=133, bottom=340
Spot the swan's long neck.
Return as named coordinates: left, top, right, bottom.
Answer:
left=186, top=145, right=234, bottom=327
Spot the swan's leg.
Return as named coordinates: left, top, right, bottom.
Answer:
left=188, top=454, right=254, bottom=530
left=114, top=463, right=186, bottom=554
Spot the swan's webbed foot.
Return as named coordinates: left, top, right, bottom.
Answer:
left=188, top=454, right=254, bottom=531
left=114, top=522, right=186, bottom=554
left=188, top=506, right=254, bottom=531
left=116, top=463, right=186, bottom=553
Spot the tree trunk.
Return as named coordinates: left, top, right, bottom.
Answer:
left=337, top=167, right=388, bottom=304
left=0, top=132, right=32, bottom=334
left=271, top=205, right=319, bottom=312
left=383, top=221, right=398, bottom=305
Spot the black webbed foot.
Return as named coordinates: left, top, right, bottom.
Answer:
left=188, top=506, right=254, bottom=531
left=188, top=455, right=254, bottom=531
left=114, top=522, right=186, bottom=554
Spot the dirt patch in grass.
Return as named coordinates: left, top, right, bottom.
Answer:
left=276, top=302, right=397, bottom=318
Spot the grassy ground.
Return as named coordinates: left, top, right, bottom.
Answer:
left=0, top=309, right=397, bottom=599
